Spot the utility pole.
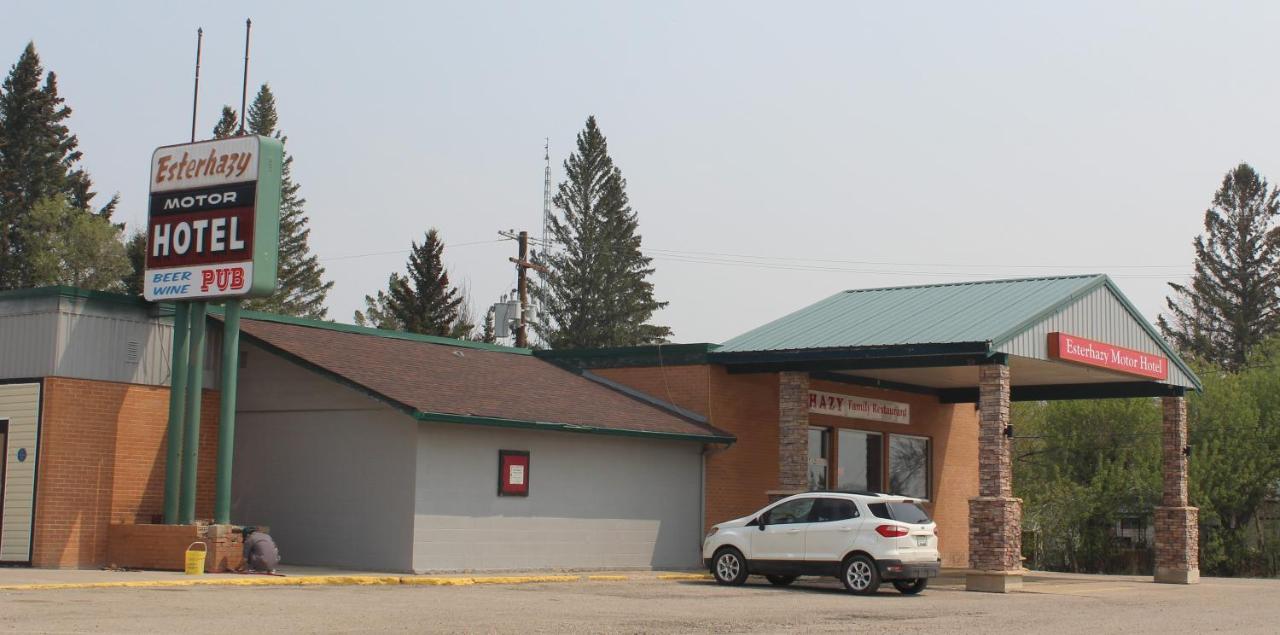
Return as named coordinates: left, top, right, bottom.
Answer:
left=501, top=230, right=547, bottom=347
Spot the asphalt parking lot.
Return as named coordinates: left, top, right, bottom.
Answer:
left=2, top=571, right=1278, bottom=633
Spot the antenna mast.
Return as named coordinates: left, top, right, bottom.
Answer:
left=541, top=139, right=552, bottom=253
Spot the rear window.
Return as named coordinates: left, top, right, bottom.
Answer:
left=868, top=501, right=931, bottom=524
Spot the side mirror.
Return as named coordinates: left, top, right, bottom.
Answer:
left=757, top=516, right=768, bottom=530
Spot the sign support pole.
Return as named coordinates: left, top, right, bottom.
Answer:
left=214, top=300, right=241, bottom=524
left=178, top=301, right=207, bottom=524
left=162, top=302, right=190, bottom=524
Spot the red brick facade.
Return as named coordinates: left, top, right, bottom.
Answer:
left=32, top=377, right=220, bottom=568
left=596, top=365, right=980, bottom=568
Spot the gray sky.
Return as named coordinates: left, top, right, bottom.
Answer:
left=5, top=1, right=1278, bottom=343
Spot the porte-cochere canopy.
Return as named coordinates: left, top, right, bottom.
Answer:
left=710, top=274, right=1200, bottom=400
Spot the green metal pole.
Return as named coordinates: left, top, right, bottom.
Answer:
left=162, top=302, right=190, bottom=524
left=214, top=300, right=241, bottom=525
left=179, top=301, right=207, bottom=524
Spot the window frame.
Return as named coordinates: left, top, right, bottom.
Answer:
left=835, top=428, right=884, bottom=493
left=887, top=433, right=932, bottom=501
left=807, top=426, right=830, bottom=491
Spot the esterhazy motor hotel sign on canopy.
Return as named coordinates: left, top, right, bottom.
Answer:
left=144, top=136, right=284, bottom=301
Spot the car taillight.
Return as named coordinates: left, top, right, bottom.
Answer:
left=875, top=524, right=909, bottom=538
left=933, top=526, right=940, bottom=537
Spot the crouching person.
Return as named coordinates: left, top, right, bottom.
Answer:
left=239, top=526, right=280, bottom=574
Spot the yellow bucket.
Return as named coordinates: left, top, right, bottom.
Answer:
left=184, top=542, right=207, bottom=575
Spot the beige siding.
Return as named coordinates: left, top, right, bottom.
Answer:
left=0, top=382, right=40, bottom=563
left=997, top=285, right=1197, bottom=389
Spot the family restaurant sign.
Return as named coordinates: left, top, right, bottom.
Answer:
left=809, top=390, right=910, bottom=425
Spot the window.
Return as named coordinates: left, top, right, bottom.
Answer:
left=836, top=429, right=882, bottom=492
left=808, top=427, right=829, bottom=491
left=868, top=501, right=931, bottom=523
left=765, top=498, right=817, bottom=525
left=811, top=497, right=859, bottom=523
left=889, top=435, right=930, bottom=500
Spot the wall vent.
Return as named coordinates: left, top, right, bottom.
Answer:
left=125, top=340, right=141, bottom=364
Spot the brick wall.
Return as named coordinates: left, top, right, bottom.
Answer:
left=597, top=366, right=980, bottom=568
left=106, top=523, right=244, bottom=572
left=32, top=377, right=221, bottom=568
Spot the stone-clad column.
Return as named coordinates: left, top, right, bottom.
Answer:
left=1155, top=395, right=1200, bottom=584
left=776, top=372, right=810, bottom=498
left=967, top=363, right=1023, bottom=593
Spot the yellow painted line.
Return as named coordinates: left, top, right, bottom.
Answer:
left=470, top=575, right=580, bottom=585
left=0, top=571, right=669, bottom=591
left=657, top=573, right=712, bottom=581
left=400, top=577, right=476, bottom=586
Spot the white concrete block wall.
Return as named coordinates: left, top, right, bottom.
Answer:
left=413, top=424, right=704, bottom=572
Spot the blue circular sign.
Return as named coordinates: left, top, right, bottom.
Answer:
left=16, top=447, right=27, bottom=463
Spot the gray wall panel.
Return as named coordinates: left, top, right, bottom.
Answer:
left=231, top=342, right=416, bottom=572
left=413, top=424, right=704, bottom=572
left=998, top=285, right=1196, bottom=388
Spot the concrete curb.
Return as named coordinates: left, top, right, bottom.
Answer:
left=0, top=572, right=712, bottom=592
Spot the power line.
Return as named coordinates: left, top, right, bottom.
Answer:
left=320, top=238, right=510, bottom=262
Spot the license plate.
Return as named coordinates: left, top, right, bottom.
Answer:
left=915, top=536, right=929, bottom=546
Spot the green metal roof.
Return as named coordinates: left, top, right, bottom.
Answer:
left=719, top=275, right=1107, bottom=352
left=716, top=273, right=1200, bottom=390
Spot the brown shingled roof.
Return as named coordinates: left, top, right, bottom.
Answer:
left=233, top=315, right=732, bottom=443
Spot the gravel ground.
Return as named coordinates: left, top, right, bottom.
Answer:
left=1, top=572, right=1277, bottom=633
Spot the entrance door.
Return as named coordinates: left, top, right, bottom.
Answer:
left=0, top=420, right=7, bottom=526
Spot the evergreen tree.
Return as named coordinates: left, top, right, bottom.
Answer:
left=354, top=229, right=465, bottom=337
left=353, top=282, right=402, bottom=330
left=0, top=42, right=116, bottom=289
left=532, top=116, right=671, bottom=348
left=1158, top=163, right=1280, bottom=371
left=212, top=105, right=238, bottom=139
left=217, top=85, right=333, bottom=317
left=479, top=307, right=497, bottom=344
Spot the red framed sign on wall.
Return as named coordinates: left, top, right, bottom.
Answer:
left=498, top=450, right=530, bottom=496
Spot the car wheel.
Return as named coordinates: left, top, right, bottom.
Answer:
left=712, top=548, right=749, bottom=586
left=765, top=574, right=798, bottom=587
left=840, top=554, right=880, bottom=595
left=892, top=578, right=928, bottom=595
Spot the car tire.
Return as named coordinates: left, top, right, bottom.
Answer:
left=712, top=548, right=749, bottom=586
left=765, top=574, right=798, bottom=587
left=840, top=554, right=880, bottom=595
left=892, top=578, right=928, bottom=595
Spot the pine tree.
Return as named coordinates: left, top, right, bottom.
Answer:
left=0, top=42, right=116, bottom=290
left=532, top=116, right=671, bottom=349
left=212, top=106, right=238, bottom=139
left=354, top=229, right=465, bottom=337
left=1158, top=163, right=1280, bottom=371
left=216, top=84, right=333, bottom=317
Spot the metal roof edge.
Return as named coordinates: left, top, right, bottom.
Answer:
left=414, top=411, right=736, bottom=445
left=718, top=289, right=848, bottom=351
left=0, top=285, right=161, bottom=310
left=836, top=273, right=1104, bottom=295
left=708, top=341, right=993, bottom=364
left=210, top=305, right=532, bottom=355
left=534, top=343, right=719, bottom=368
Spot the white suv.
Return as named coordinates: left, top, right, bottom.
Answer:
left=702, top=492, right=941, bottom=595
